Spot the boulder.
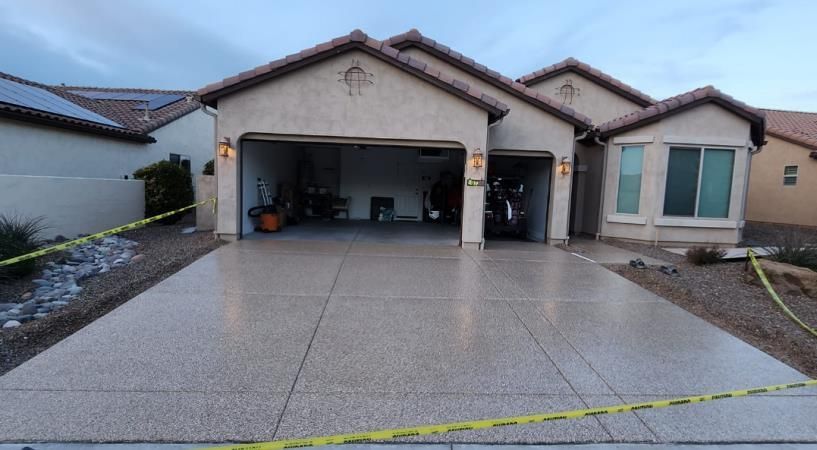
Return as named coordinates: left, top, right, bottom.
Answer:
left=747, top=259, right=817, bottom=298
left=3, top=320, right=21, bottom=329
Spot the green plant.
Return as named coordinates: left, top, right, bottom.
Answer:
left=133, top=160, right=194, bottom=224
left=686, top=246, right=726, bottom=265
left=203, top=159, right=214, bottom=175
left=0, top=214, right=47, bottom=279
left=766, top=231, right=817, bottom=271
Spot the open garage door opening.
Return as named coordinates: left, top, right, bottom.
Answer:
left=240, top=140, right=466, bottom=246
left=485, top=153, right=552, bottom=242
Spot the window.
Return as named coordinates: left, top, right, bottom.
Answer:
left=784, top=165, right=798, bottom=186
left=616, top=145, right=644, bottom=214
left=663, top=147, right=734, bottom=218
left=169, top=153, right=191, bottom=173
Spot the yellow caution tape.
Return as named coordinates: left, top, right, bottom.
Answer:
left=0, top=198, right=216, bottom=268
left=199, top=379, right=817, bottom=450
left=748, top=248, right=817, bottom=338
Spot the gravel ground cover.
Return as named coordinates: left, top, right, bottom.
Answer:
left=602, top=238, right=817, bottom=378
left=0, top=222, right=223, bottom=375
left=743, top=221, right=817, bottom=246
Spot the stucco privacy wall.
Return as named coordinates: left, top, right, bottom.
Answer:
left=216, top=49, right=490, bottom=245
left=526, top=72, right=643, bottom=124
left=601, top=103, right=753, bottom=246
left=399, top=47, right=577, bottom=242
left=746, top=135, right=817, bottom=226
left=0, top=175, right=144, bottom=239
left=0, top=110, right=213, bottom=182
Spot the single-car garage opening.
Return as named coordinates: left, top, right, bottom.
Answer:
left=485, top=154, right=552, bottom=242
left=240, top=140, right=465, bottom=245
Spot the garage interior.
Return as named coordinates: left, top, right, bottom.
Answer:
left=484, top=153, right=551, bottom=242
left=240, top=140, right=465, bottom=245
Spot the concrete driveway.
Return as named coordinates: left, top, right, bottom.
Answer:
left=1, top=239, right=815, bottom=445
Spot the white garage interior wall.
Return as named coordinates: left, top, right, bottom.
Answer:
left=240, top=140, right=465, bottom=236
left=486, top=155, right=552, bottom=242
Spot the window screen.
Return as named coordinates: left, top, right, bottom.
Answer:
left=664, top=147, right=700, bottom=216
left=616, top=145, right=644, bottom=214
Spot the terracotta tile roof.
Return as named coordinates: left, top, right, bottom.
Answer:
left=598, top=85, right=766, bottom=146
left=198, top=29, right=510, bottom=123
left=761, top=108, right=817, bottom=151
left=384, top=29, right=592, bottom=128
left=53, top=85, right=201, bottom=134
left=0, top=72, right=154, bottom=142
left=518, top=57, right=657, bottom=107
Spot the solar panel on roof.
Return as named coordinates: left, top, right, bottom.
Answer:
left=0, top=79, right=123, bottom=128
left=132, top=94, right=184, bottom=111
left=69, top=90, right=180, bottom=110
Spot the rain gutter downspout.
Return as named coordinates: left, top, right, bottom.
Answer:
left=594, top=134, right=607, bottom=240
left=740, top=141, right=763, bottom=240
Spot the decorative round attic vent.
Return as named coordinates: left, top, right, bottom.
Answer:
left=338, top=59, right=373, bottom=96
left=556, top=79, right=580, bottom=104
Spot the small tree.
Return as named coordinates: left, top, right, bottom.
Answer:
left=203, top=159, right=214, bottom=175
left=134, top=160, right=194, bottom=224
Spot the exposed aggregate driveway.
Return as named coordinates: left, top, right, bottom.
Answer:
left=1, top=239, right=815, bottom=444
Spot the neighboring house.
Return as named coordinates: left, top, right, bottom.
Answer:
left=198, top=29, right=765, bottom=248
left=0, top=71, right=214, bottom=238
left=746, top=109, right=817, bottom=227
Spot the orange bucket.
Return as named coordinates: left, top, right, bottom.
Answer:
left=259, top=212, right=280, bottom=232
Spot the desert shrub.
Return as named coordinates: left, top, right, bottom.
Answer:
left=133, top=160, right=194, bottom=224
left=767, top=231, right=817, bottom=271
left=203, top=159, right=214, bottom=175
left=686, top=246, right=726, bottom=265
left=0, top=214, right=47, bottom=279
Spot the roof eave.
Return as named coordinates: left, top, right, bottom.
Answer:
left=389, top=40, right=591, bottom=129
left=599, top=97, right=765, bottom=147
left=0, top=108, right=155, bottom=143
left=519, top=66, right=655, bottom=107
left=766, top=129, right=817, bottom=151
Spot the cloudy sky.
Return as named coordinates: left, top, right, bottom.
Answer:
left=0, top=0, right=814, bottom=110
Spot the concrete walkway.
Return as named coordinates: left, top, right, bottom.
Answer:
left=0, top=239, right=815, bottom=445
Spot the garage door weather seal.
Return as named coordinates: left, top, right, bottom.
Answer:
left=199, top=379, right=817, bottom=450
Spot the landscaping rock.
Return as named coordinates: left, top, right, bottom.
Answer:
left=747, top=259, right=817, bottom=298
left=3, top=320, right=21, bottom=329
left=131, top=254, right=145, bottom=263
left=11, top=234, right=139, bottom=325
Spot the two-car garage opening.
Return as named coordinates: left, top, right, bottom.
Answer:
left=240, top=140, right=465, bottom=245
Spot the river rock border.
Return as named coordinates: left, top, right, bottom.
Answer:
left=1, top=236, right=143, bottom=329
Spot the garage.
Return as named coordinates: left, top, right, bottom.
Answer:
left=240, top=140, right=466, bottom=245
left=484, top=153, right=552, bottom=242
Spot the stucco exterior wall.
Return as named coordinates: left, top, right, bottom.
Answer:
left=399, top=47, right=577, bottom=242
left=600, top=103, right=753, bottom=246
left=215, top=49, right=490, bottom=246
left=525, top=71, right=643, bottom=124
left=0, top=175, right=144, bottom=239
left=0, top=109, right=214, bottom=181
left=746, top=135, right=817, bottom=227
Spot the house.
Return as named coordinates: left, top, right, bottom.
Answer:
left=198, top=29, right=765, bottom=248
left=0, top=71, right=214, bottom=238
left=746, top=109, right=817, bottom=227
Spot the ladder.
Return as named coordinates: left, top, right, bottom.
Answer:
left=257, top=178, right=273, bottom=206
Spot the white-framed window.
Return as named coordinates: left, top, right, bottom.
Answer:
left=663, top=146, right=735, bottom=218
left=783, top=165, right=798, bottom=186
left=616, top=145, right=644, bottom=214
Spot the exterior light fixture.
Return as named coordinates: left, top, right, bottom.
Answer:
left=218, top=137, right=232, bottom=157
left=472, top=148, right=484, bottom=169
left=559, top=157, right=571, bottom=176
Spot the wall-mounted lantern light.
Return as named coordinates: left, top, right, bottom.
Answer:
left=218, top=137, right=232, bottom=158
left=472, top=148, right=484, bottom=169
left=558, top=157, right=571, bottom=176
